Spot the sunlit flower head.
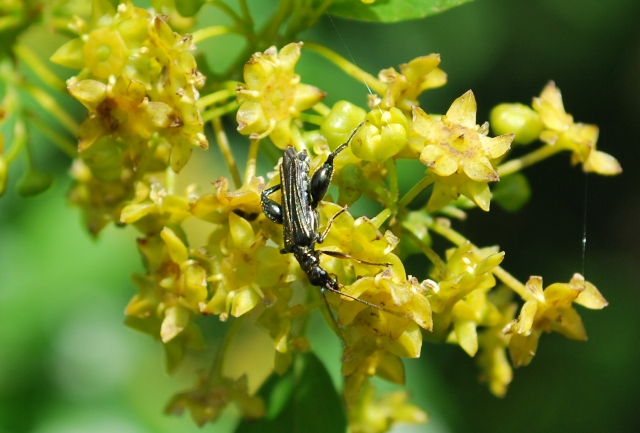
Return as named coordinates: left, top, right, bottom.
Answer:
left=236, top=42, right=326, bottom=148
left=411, top=91, right=514, bottom=211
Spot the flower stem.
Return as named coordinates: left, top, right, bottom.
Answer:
left=197, top=87, right=235, bottom=109
left=27, top=113, right=78, bottom=158
left=299, top=112, right=325, bottom=126
left=201, top=100, right=239, bottom=122
left=497, top=144, right=564, bottom=177
left=22, top=83, right=78, bottom=135
left=245, top=138, right=260, bottom=183
left=491, top=266, right=527, bottom=299
left=385, top=158, right=398, bottom=213
left=192, top=26, right=236, bottom=44
left=14, top=44, right=66, bottom=92
left=398, top=175, right=434, bottom=210
left=404, top=229, right=448, bottom=277
left=303, top=42, right=385, bottom=95
left=312, top=102, right=331, bottom=117
left=5, top=116, right=27, bottom=163
left=427, top=218, right=527, bottom=298
left=237, top=0, right=254, bottom=30
left=212, top=117, right=243, bottom=189
left=209, top=0, right=244, bottom=27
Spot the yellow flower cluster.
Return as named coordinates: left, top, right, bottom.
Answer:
left=51, top=0, right=207, bottom=234
left=1, top=0, right=621, bottom=431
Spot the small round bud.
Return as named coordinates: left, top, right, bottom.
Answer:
left=81, top=137, right=123, bottom=182
left=336, top=163, right=365, bottom=205
left=351, top=107, right=408, bottom=162
left=321, top=101, right=366, bottom=150
left=17, top=170, right=53, bottom=197
left=490, top=103, right=543, bottom=145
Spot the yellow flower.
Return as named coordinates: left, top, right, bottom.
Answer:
left=236, top=42, right=326, bottom=148
left=82, top=27, right=128, bottom=79
left=533, top=82, right=621, bottom=175
left=54, top=0, right=207, bottom=172
left=476, top=295, right=517, bottom=397
left=200, top=212, right=292, bottom=319
left=446, top=285, right=503, bottom=357
left=190, top=176, right=263, bottom=224
left=119, top=180, right=193, bottom=232
left=427, top=242, right=504, bottom=339
left=412, top=91, right=514, bottom=211
left=67, top=157, right=136, bottom=236
left=69, top=76, right=152, bottom=151
left=505, top=273, right=607, bottom=367
left=348, top=382, right=427, bottom=433
left=376, top=54, right=447, bottom=111
left=166, top=374, right=265, bottom=426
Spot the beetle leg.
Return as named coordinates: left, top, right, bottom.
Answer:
left=261, top=184, right=283, bottom=224
left=317, top=205, right=349, bottom=244
left=317, top=249, right=392, bottom=267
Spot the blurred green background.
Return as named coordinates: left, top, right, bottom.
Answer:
left=1, top=0, right=639, bottom=432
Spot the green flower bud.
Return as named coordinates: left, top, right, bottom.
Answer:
left=320, top=101, right=366, bottom=150
left=336, top=163, right=365, bottom=205
left=351, top=107, right=408, bottom=163
left=492, top=172, right=531, bottom=212
left=17, top=170, right=53, bottom=197
left=490, top=103, right=543, bottom=145
left=81, top=136, right=123, bottom=182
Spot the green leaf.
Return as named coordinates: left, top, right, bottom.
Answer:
left=235, top=352, right=346, bottom=433
left=493, top=172, right=531, bottom=212
left=328, top=0, right=474, bottom=22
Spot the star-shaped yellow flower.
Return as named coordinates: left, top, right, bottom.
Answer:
left=236, top=42, right=326, bottom=148
left=533, top=82, right=621, bottom=175
left=505, top=273, right=607, bottom=367
left=411, top=91, right=514, bottom=211
left=376, top=54, right=447, bottom=112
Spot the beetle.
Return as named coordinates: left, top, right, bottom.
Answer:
left=260, top=130, right=392, bottom=315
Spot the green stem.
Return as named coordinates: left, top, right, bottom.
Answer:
left=398, top=175, right=434, bottom=210
left=403, top=229, right=448, bottom=278
left=201, top=100, right=239, bottom=122
left=303, top=42, right=386, bottom=95
left=209, top=0, right=244, bottom=27
left=5, top=116, right=27, bottom=163
left=312, top=102, right=331, bottom=117
left=259, top=0, right=294, bottom=47
left=212, top=117, right=243, bottom=189
left=245, top=138, right=260, bottom=183
left=14, top=44, right=66, bottom=92
left=196, top=87, right=235, bottom=109
left=306, top=0, right=336, bottom=26
left=22, top=83, right=78, bottom=135
left=385, top=158, right=398, bottom=213
left=427, top=219, right=527, bottom=298
left=237, top=0, right=254, bottom=30
left=299, top=112, right=325, bottom=126
left=492, top=266, right=527, bottom=299
left=497, top=144, right=564, bottom=177
left=27, top=113, right=78, bottom=158
left=192, top=25, right=236, bottom=44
